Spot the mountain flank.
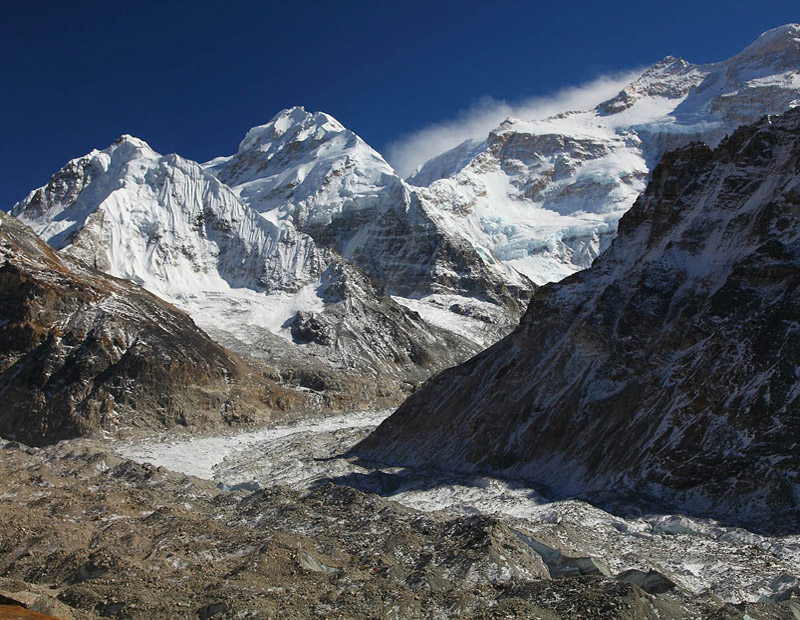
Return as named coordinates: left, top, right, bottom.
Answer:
left=0, top=210, right=313, bottom=445
left=355, top=108, right=800, bottom=534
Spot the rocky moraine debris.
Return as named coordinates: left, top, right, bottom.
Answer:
left=2, top=438, right=798, bottom=619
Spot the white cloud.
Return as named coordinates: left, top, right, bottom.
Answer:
left=385, top=70, right=644, bottom=177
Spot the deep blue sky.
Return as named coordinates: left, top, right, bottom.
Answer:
left=2, top=0, right=798, bottom=210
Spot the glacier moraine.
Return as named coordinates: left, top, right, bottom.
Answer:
left=115, top=409, right=800, bottom=604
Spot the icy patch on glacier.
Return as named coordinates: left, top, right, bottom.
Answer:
left=171, top=283, right=326, bottom=343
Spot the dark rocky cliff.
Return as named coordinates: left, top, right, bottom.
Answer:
left=355, top=109, right=800, bottom=533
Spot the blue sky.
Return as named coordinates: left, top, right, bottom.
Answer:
left=2, top=0, right=798, bottom=209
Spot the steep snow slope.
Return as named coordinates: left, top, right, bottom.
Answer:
left=206, top=107, right=399, bottom=228
left=356, top=108, right=800, bottom=533
left=13, top=135, right=323, bottom=297
left=11, top=135, right=328, bottom=359
left=409, top=24, right=800, bottom=285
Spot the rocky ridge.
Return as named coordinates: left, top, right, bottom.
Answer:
left=356, top=107, right=800, bottom=534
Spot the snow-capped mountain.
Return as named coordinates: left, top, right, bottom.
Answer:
left=11, top=24, right=800, bottom=411
left=356, top=108, right=800, bottom=533
left=206, top=107, right=399, bottom=228
left=10, top=127, right=496, bottom=408
left=408, top=24, right=800, bottom=285
left=207, top=107, right=532, bottom=321
left=13, top=134, right=324, bottom=296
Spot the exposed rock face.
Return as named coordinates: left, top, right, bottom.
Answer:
left=408, top=24, right=800, bottom=285
left=356, top=109, right=800, bottom=533
left=278, top=258, right=480, bottom=402
left=0, top=210, right=308, bottom=445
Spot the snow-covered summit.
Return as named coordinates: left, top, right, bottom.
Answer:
left=207, top=107, right=399, bottom=228
left=113, top=133, right=153, bottom=149
left=207, top=107, right=532, bottom=323
left=10, top=119, right=518, bottom=410
left=239, top=106, right=347, bottom=151
left=12, top=134, right=160, bottom=248
left=732, top=23, right=800, bottom=70
left=12, top=136, right=324, bottom=298
left=407, top=24, right=800, bottom=285
left=597, top=56, right=701, bottom=116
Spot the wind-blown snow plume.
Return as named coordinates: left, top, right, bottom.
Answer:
left=385, top=70, right=643, bottom=177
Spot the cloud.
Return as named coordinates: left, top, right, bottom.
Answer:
left=385, top=70, right=644, bottom=178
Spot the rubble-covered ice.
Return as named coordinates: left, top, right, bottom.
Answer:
left=116, top=409, right=800, bottom=604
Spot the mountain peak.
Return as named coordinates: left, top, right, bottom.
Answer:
left=238, top=107, right=347, bottom=153
left=728, top=23, right=800, bottom=69
left=207, top=105, right=398, bottom=222
left=111, top=134, right=154, bottom=152
left=596, top=54, right=701, bottom=115
left=749, top=23, right=800, bottom=47
left=270, top=104, right=307, bottom=119
left=647, top=55, right=692, bottom=74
